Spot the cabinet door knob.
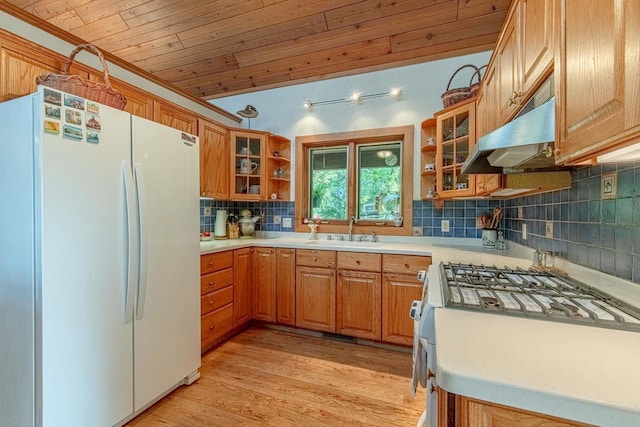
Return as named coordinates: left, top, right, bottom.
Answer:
left=209, top=261, right=214, bottom=266
left=209, top=300, right=214, bottom=305
left=404, top=263, right=410, bottom=268
left=209, top=281, right=215, bottom=287
left=356, top=260, right=361, bottom=265
left=209, top=324, right=215, bottom=330
left=313, top=257, right=317, bottom=261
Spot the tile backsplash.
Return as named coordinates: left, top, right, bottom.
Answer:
left=503, top=163, right=640, bottom=283
left=200, top=199, right=295, bottom=233
left=200, top=162, right=639, bottom=284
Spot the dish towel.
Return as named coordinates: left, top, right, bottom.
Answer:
left=410, top=318, right=427, bottom=398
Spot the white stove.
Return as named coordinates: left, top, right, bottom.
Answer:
left=441, top=262, right=640, bottom=332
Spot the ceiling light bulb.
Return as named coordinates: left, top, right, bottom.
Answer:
left=390, top=87, right=401, bottom=97
left=350, top=92, right=361, bottom=102
left=303, top=100, right=312, bottom=108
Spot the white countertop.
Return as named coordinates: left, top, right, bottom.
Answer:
left=200, top=234, right=640, bottom=425
left=435, top=309, right=640, bottom=426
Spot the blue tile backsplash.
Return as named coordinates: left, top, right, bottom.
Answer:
left=200, top=162, right=639, bottom=284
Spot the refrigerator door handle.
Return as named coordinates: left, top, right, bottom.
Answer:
left=134, top=163, right=148, bottom=320
left=122, top=161, right=136, bottom=324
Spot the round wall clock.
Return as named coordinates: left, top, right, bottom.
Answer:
left=385, top=153, right=398, bottom=166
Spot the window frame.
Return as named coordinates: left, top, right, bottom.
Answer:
left=295, top=125, right=414, bottom=236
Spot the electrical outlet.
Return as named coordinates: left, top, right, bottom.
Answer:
left=441, top=220, right=450, bottom=233
left=203, top=206, right=211, bottom=216
left=545, top=220, right=553, bottom=238
left=273, top=215, right=281, bottom=224
left=282, top=217, right=292, bottom=228
left=522, top=223, right=527, bottom=240
left=413, top=226, right=423, bottom=236
left=518, top=206, right=523, bottom=219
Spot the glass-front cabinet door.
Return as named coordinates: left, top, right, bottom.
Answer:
left=230, top=131, right=265, bottom=200
left=436, top=99, right=476, bottom=198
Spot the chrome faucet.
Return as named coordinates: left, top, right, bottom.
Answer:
left=348, top=216, right=356, bottom=241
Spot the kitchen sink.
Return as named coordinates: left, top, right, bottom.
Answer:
left=304, top=240, right=383, bottom=248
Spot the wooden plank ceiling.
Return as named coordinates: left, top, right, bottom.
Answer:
left=6, top=0, right=511, bottom=99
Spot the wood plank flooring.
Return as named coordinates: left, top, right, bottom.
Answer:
left=127, top=327, right=425, bottom=426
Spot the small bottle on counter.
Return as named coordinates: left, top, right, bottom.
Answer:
left=533, top=249, right=542, bottom=267
left=496, top=231, right=506, bottom=250
left=543, top=251, right=554, bottom=269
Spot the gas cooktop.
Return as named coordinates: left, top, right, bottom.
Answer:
left=441, top=262, right=640, bottom=332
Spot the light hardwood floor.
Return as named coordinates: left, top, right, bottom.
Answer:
left=127, top=327, right=426, bottom=426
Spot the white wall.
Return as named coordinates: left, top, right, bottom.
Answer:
left=211, top=51, right=492, bottom=199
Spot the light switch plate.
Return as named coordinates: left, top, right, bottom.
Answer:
left=522, top=223, right=527, bottom=240
left=282, top=217, right=292, bottom=228
left=203, top=206, right=211, bottom=216
left=441, top=220, right=450, bottom=232
left=545, top=221, right=553, bottom=238
left=413, top=226, right=423, bottom=236
left=273, top=215, right=281, bottom=224
left=517, top=206, right=523, bottom=219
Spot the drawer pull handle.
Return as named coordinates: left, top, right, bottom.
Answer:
left=356, top=260, right=361, bottom=264
left=313, top=257, right=317, bottom=261
left=209, top=281, right=215, bottom=286
left=209, top=300, right=214, bottom=305
left=404, top=263, right=410, bottom=268
left=209, top=325, right=215, bottom=330
left=209, top=261, right=214, bottom=266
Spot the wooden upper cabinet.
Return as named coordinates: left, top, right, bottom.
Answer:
left=199, top=119, right=229, bottom=199
left=86, top=71, right=154, bottom=119
left=0, top=33, right=82, bottom=102
left=153, top=100, right=198, bottom=134
left=112, top=81, right=153, bottom=119
left=495, top=4, right=521, bottom=124
left=519, top=0, right=555, bottom=96
left=555, top=0, right=640, bottom=164
left=229, top=130, right=266, bottom=200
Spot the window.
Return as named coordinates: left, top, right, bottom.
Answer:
left=295, top=126, right=414, bottom=235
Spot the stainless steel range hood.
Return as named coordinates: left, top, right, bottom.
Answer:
left=462, top=75, right=560, bottom=175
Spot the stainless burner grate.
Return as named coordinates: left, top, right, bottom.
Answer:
left=441, top=262, right=640, bottom=332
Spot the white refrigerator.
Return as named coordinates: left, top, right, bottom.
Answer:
left=0, top=86, right=201, bottom=426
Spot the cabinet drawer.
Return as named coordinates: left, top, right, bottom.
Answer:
left=200, top=251, right=233, bottom=275
left=382, top=254, right=432, bottom=276
left=337, top=251, right=381, bottom=272
left=201, top=285, right=234, bottom=316
left=296, top=249, right=336, bottom=268
left=200, top=268, right=234, bottom=295
left=201, top=303, right=234, bottom=345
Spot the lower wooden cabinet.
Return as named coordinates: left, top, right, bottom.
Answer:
left=201, top=303, right=234, bottom=347
left=200, top=250, right=235, bottom=353
left=336, top=270, right=381, bottom=340
left=296, top=266, right=336, bottom=332
left=381, top=253, right=431, bottom=346
left=233, top=248, right=252, bottom=327
left=381, top=274, right=424, bottom=345
left=253, top=247, right=277, bottom=322
left=276, top=248, right=296, bottom=326
left=439, top=389, right=589, bottom=427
